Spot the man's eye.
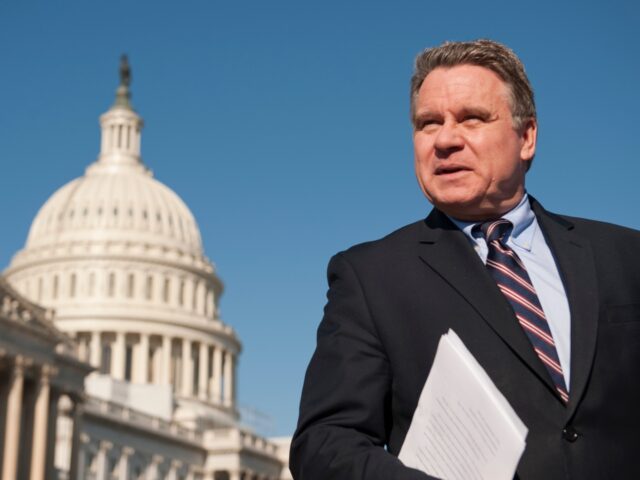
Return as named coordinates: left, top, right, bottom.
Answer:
left=462, top=115, right=485, bottom=124
left=418, top=119, right=439, bottom=130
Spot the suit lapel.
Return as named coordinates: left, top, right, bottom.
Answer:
left=417, top=208, right=558, bottom=394
left=531, top=200, right=599, bottom=416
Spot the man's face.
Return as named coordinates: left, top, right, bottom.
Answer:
left=413, top=64, right=537, bottom=221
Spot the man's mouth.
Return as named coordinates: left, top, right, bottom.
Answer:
left=434, top=165, right=471, bottom=175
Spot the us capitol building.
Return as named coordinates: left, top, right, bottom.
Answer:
left=0, top=58, right=291, bottom=480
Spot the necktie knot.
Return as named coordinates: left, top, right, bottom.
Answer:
left=476, top=219, right=513, bottom=244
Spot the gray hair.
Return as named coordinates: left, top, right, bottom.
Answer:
left=410, top=39, right=536, bottom=132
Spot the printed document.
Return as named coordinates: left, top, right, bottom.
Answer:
left=398, top=329, right=527, bottom=480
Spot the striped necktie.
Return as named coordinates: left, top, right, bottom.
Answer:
left=476, top=219, right=569, bottom=404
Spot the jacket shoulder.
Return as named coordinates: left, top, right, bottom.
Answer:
left=336, top=219, right=426, bottom=263
left=550, top=211, right=640, bottom=242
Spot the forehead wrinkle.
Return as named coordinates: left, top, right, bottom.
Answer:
left=418, top=75, right=512, bottom=120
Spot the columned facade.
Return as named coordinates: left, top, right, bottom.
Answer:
left=69, top=329, right=239, bottom=408
left=0, top=279, right=90, bottom=480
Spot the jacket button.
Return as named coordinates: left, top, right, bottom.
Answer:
left=562, top=426, right=579, bottom=442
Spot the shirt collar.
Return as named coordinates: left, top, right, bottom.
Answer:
left=447, top=193, right=536, bottom=251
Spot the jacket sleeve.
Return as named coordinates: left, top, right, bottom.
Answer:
left=290, top=252, right=434, bottom=479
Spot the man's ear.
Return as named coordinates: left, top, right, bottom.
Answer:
left=520, top=118, right=537, bottom=162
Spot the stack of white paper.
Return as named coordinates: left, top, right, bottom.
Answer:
left=398, top=329, right=527, bottom=480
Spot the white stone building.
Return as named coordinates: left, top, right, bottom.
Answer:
left=0, top=277, right=91, bottom=480
left=3, top=57, right=291, bottom=480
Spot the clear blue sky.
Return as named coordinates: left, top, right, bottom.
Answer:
left=1, top=1, right=638, bottom=437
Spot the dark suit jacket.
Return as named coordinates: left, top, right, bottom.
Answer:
left=290, top=198, right=640, bottom=479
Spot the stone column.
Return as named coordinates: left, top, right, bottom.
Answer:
left=151, top=339, right=162, bottom=384
left=90, top=331, right=102, bottom=368
left=162, top=336, right=172, bottom=385
left=167, top=460, right=180, bottom=480
left=147, top=455, right=163, bottom=479
left=223, top=351, right=234, bottom=407
left=2, top=356, right=25, bottom=480
left=73, top=434, right=89, bottom=480
left=44, top=390, right=61, bottom=480
left=231, top=353, right=237, bottom=405
left=181, top=339, right=193, bottom=397
left=69, top=400, right=84, bottom=480
left=138, top=333, right=150, bottom=384
left=113, top=331, right=126, bottom=380
left=211, top=347, right=222, bottom=403
left=30, top=365, right=53, bottom=480
left=198, top=343, right=208, bottom=400
left=118, top=446, right=134, bottom=480
left=95, top=441, right=112, bottom=480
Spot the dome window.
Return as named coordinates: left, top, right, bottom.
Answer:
left=178, top=280, right=185, bottom=306
left=108, top=272, right=116, bottom=297
left=88, top=272, right=96, bottom=296
left=101, top=343, right=112, bottom=375
left=52, top=275, right=59, bottom=300
left=192, top=281, right=199, bottom=311
left=163, top=277, right=170, bottom=303
left=69, top=273, right=77, bottom=298
left=145, top=275, right=153, bottom=300
left=125, top=344, right=133, bottom=381
left=127, top=273, right=135, bottom=298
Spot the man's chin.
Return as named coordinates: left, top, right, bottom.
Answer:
left=430, top=197, right=485, bottom=221
left=432, top=196, right=523, bottom=222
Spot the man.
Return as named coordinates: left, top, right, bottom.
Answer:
left=290, top=39, right=640, bottom=479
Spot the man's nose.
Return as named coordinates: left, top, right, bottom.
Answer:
left=434, top=121, right=464, bottom=155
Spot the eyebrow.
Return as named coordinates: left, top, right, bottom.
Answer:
left=413, top=106, right=494, bottom=121
left=458, top=106, right=493, bottom=119
left=412, top=110, right=441, bottom=127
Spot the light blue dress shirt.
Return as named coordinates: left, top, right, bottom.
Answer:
left=448, top=194, right=571, bottom=389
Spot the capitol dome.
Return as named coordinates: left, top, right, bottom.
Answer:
left=26, top=159, right=203, bottom=257
left=5, top=57, right=240, bottom=428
